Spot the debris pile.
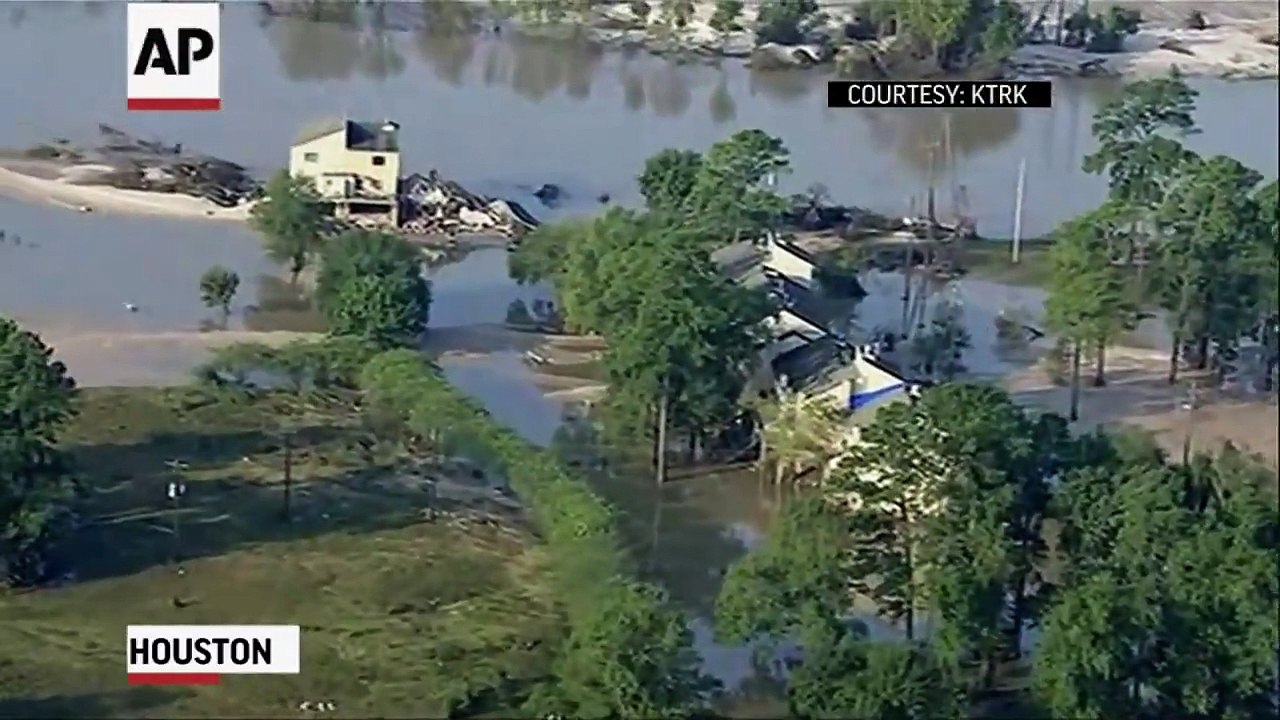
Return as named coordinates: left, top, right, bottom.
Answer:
left=399, top=171, right=539, bottom=238
left=19, top=125, right=262, bottom=207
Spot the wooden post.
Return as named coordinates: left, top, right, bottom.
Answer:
left=1012, top=158, right=1027, bottom=264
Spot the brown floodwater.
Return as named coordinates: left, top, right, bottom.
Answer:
left=1, top=0, right=1275, bottom=699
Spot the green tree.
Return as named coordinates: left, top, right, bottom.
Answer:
left=506, top=219, right=590, bottom=288
left=1154, top=155, right=1264, bottom=382
left=791, top=636, right=968, bottom=720
left=327, top=274, right=428, bottom=349
left=316, top=230, right=427, bottom=312
left=533, top=579, right=716, bottom=718
left=833, top=384, right=1062, bottom=660
left=248, top=170, right=327, bottom=284
left=754, top=387, right=847, bottom=485
left=1252, top=180, right=1279, bottom=390
left=198, top=265, right=240, bottom=325
left=599, top=220, right=770, bottom=478
left=686, top=129, right=791, bottom=243
left=709, top=0, right=743, bottom=31
left=897, top=0, right=970, bottom=68
left=637, top=149, right=704, bottom=213
left=317, top=230, right=430, bottom=348
left=1044, top=203, right=1137, bottom=418
left=716, top=496, right=966, bottom=719
left=1040, top=444, right=1279, bottom=719
left=754, top=0, right=818, bottom=45
left=716, top=495, right=851, bottom=644
left=1083, top=71, right=1199, bottom=206
left=0, top=318, right=78, bottom=584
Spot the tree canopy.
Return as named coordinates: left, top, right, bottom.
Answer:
left=0, top=317, right=79, bottom=585
left=248, top=170, right=328, bottom=284
left=317, top=230, right=431, bottom=348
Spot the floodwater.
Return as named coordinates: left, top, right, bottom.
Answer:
left=0, top=0, right=1275, bottom=697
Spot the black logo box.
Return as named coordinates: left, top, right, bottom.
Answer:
left=827, top=81, right=1053, bottom=109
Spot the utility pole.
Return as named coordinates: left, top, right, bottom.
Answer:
left=167, top=481, right=187, bottom=607
left=1012, top=158, right=1027, bottom=264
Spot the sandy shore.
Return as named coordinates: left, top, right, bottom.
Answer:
left=583, top=0, right=1277, bottom=79
left=33, top=327, right=317, bottom=387
left=0, top=162, right=252, bottom=221
left=1004, top=346, right=1279, bottom=467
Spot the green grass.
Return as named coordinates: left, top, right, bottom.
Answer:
left=0, top=388, right=563, bottom=719
left=957, top=240, right=1054, bottom=288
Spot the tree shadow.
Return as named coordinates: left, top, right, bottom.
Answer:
left=59, top=418, right=500, bottom=583
left=0, top=687, right=185, bottom=719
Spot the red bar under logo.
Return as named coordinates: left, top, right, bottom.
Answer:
left=127, top=673, right=222, bottom=686
left=127, top=98, right=222, bottom=111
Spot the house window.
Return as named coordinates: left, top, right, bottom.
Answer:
left=372, top=155, right=386, bottom=167
left=303, top=152, right=319, bottom=162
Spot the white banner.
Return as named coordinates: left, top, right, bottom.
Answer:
left=127, top=625, right=300, bottom=674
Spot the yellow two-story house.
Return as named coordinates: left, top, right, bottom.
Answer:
left=289, top=117, right=402, bottom=226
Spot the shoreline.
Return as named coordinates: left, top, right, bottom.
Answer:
left=0, top=163, right=252, bottom=222
left=262, top=0, right=1280, bottom=80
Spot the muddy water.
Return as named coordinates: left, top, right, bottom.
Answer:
left=0, top=0, right=1272, bottom=694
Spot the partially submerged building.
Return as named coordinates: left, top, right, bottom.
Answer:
left=715, top=233, right=915, bottom=466
left=289, top=117, right=401, bottom=226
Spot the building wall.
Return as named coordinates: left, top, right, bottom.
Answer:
left=288, top=131, right=401, bottom=201
left=770, top=308, right=826, bottom=340
left=765, top=235, right=815, bottom=284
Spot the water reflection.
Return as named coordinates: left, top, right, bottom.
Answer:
left=263, top=2, right=408, bottom=82
left=862, top=107, right=1022, bottom=175
left=414, top=1, right=479, bottom=87
left=709, top=75, right=737, bottom=124
left=242, top=275, right=326, bottom=333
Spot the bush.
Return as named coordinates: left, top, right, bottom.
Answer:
left=709, top=0, right=744, bottom=32
left=359, top=351, right=712, bottom=715
left=754, top=0, right=819, bottom=46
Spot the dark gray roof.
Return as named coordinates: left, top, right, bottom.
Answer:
left=345, top=120, right=399, bottom=152
left=711, top=241, right=768, bottom=282
left=292, top=118, right=399, bottom=152
left=771, top=335, right=852, bottom=393
left=763, top=269, right=840, bottom=335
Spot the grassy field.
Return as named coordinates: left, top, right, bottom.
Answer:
left=956, top=240, right=1053, bottom=288
left=0, top=388, right=562, bottom=719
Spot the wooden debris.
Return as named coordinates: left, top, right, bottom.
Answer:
left=399, top=171, right=539, bottom=238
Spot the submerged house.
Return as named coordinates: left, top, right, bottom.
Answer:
left=289, top=117, right=402, bottom=227
left=715, top=233, right=915, bottom=466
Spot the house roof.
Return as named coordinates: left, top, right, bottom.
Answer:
left=763, top=269, right=841, bottom=335
left=711, top=241, right=768, bottom=283
left=292, top=118, right=400, bottom=152
left=293, top=117, right=346, bottom=146
left=772, top=234, right=820, bottom=268
left=771, top=335, right=852, bottom=393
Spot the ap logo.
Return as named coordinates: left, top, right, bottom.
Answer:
left=127, top=2, right=220, bottom=111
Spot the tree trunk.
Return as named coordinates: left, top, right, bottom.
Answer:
left=1168, top=333, right=1181, bottom=384
left=1009, top=565, right=1029, bottom=659
left=1068, top=342, right=1082, bottom=422
left=1195, top=335, right=1209, bottom=370
left=1092, top=340, right=1107, bottom=387
left=282, top=432, right=293, bottom=522
left=655, top=388, right=669, bottom=486
left=901, top=504, right=916, bottom=643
